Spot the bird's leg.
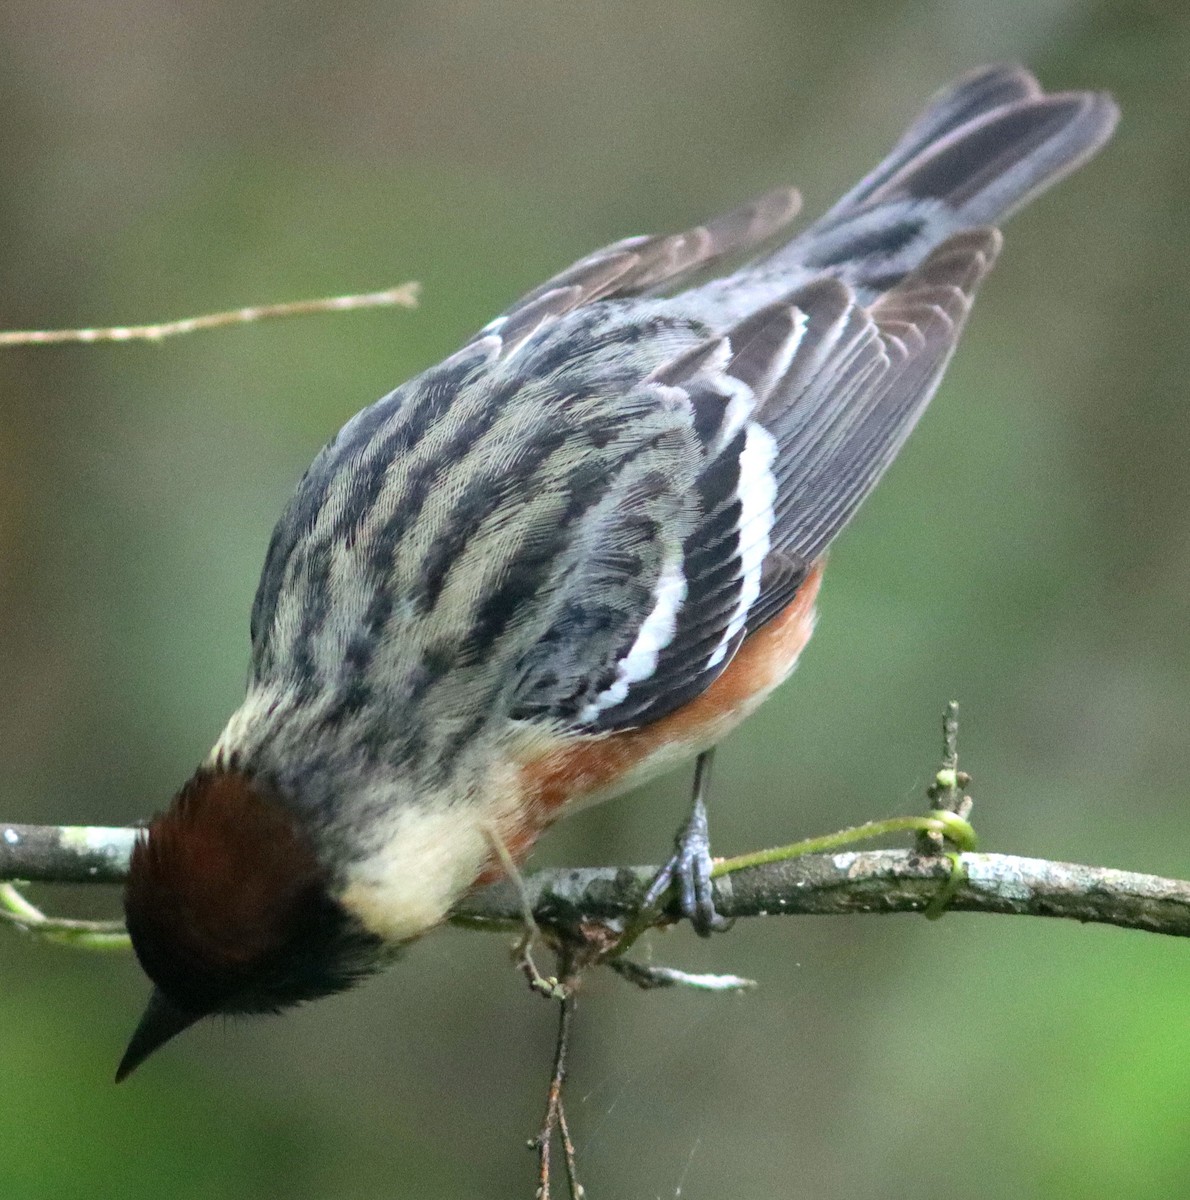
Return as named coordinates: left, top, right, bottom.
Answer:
left=642, top=749, right=732, bottom=937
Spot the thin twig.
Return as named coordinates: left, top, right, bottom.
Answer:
left=918, top=700, right=974, bottom=915
left=0, top=284, right=420, bottom=347
left=920, top=700, right=973, bottom=852
left=0, top=883, right=129, bottom=949
left=708, top=810, right=975, bottom=877
left=556, top=1092, right=584, bottom=1200
left=535, top=988, right=582, bottom=1200
left=482, top=823, right=565, bottom=1000
left=608, top=958, right=756, bottom=991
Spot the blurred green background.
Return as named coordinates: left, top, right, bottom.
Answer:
left=1, top=2, right=1188, bottom=1197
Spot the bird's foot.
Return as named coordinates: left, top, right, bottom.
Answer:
left=641, top=751, right=733, bottom=937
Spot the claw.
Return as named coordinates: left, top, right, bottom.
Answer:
left=642, top=751, right=733, bottom=937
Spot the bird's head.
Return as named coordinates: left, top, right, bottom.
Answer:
left=117, top=767, right=383, bottom=1081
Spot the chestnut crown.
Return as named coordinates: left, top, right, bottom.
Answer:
left=119, top=768, right=380, bottom=1080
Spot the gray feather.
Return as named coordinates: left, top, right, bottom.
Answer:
left=756, top=70, right=1116, bottom=299
left=240, top=67, right=1115, bottom=775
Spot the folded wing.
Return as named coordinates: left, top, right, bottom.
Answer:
left=513, top=228, right=1000, bottom=731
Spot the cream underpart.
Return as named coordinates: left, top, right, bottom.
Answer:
left=337, top=761, right=526, bottom=944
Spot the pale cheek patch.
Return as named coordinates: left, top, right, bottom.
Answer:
left=338, top=768, right=526, bottom=944
left=340, top=806, right=493, bottom=942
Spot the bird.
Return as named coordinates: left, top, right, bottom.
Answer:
left=117, top=65, right=1118, bottom=1081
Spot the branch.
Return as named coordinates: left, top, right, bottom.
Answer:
left=452, top=851, right=1190, bottom=939
left=0, top=283, right=420, bottom=347
left=0, top=824, right=136, bottom=883
left=1, top=820, right=1187, bottom=939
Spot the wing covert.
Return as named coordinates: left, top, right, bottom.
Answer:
left=464, top=189, right=802, bottom=363
left=523, top=228, right=1001, bottom=734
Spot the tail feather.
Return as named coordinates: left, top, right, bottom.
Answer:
left=761, top=65, right=1118, bottom=298
left=827, top=64, right=1043, bottom=213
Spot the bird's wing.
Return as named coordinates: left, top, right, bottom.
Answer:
left=514, top=227, right=1001, bottom=731
left=454, top=189, right=802, bottom=362
left=252, top=229, right=999, bottom=749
